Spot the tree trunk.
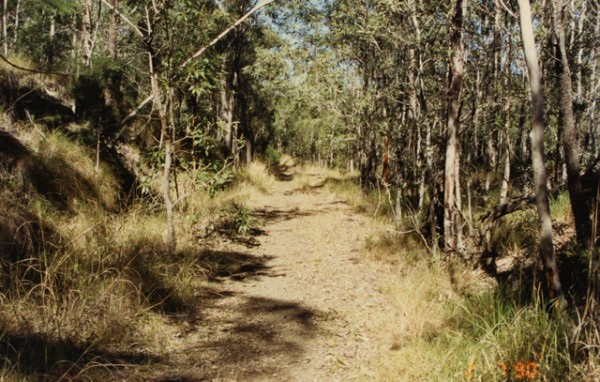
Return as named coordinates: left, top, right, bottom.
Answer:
left=82, top=0, right=93, bottom=67
left=220, top=76, right=235, bottom=153
left=517, top=0, right=564, bottom=302
left=587, top=9, right=600, bottom=155
left=107, top=0, right=118, bottom=59
left=382, top=136, right=389, bottom=185
left=145, top=3, right=175, bottom=254
left=151, top=63, right=176, bottom=254
left=499, top=129, right=511, bottom=205
left=2, top=0, right=8, bottom=55
left=13, top=0, right=19, bottom=45
left=553, top=0, right=592, bottom=249
left=245, top=135, right=253, bottom=165
left=500, top=24, right=513, bottom=205
left=48, top=14, right=56, bottom=66
left=443, top=0, right=465, bottom=254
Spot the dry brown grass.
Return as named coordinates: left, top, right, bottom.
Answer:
left=0, top=122, right=258, bottom=380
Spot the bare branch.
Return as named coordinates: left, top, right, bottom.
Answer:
left=121, top=94, right=154, bottom=125
left=178, top=0, right=277, bottom=69
left=99, top=0, right=145, bottom=38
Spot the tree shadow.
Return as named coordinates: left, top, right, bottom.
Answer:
left=0, top=331, right=161, bottom=381
left=253, top=207, right=315, bottom=224
left=0, top=130, right=111, bottom=212
left=478, top=252, right=538, bottom=306
left=159, top=296, right=320, bottom=382
left=113, top=239, right=282, bottom=315
left=0, top=70, right=75, bottom=128
left=197, top=249, right=280, bottom=282
left=477, top=233, right=591, bottom=308
left=271, top=162, right=294, bottom=181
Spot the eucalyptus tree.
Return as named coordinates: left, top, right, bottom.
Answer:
left=517, top=0, right=563, bottom=301
left=551, top=0, right=591, bottom=249
left=443, top=0, right=466, bottom=254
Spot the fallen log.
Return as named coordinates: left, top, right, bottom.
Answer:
left=480, top=184, right=566, bottom=224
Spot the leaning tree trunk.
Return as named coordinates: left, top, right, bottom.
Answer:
left=443, top=0, right=465, bottom=254
left=553, top=0, right=593, bottom=249
left=517, top=0, right=564, bottom=302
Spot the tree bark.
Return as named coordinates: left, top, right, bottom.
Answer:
left=220, top=76, right=235, bottom=153
left=517, top=0, right=564, bottom=302
left=12, top=0, right=19, bottom=45
left=107, top=0, right=118, bottom=59
left=48, top=14, right=56, bottom=66
left=552, top=0, right=592, bottom=249
left=443, top=0, right=465, bottom=254
left=145, top=4, right=176, bottom=254
left=590, top=10, right=600, bottom=154
left=500, top=22, right=513, bottom=205
left=3, top=0, right=8, bottom=55
left=82, top=0, right=93, bottom=67
left=151, top=60, right=176, bottom=254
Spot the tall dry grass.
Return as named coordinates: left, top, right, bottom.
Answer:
left=0, top=121, right=282, bottom=380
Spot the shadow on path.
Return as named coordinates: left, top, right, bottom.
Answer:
left=0, top=332, right=161, bottom=381
left=198, top=249, right=281, bottom=282
left=253, top=207, right=315, bottom=224
left=272, top=162, right=294, bottom=182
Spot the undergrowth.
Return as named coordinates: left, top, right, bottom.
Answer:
left=354, top=183, right=600, bottom=381
left=2, top=112, right=598, bottom=381
left=0, top=119, right=274, bottom=381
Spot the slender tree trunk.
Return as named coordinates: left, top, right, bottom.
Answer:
left=408, top=0, right=425, bottom=210
left=145, top=5, right=175, bottom=254
left=444, top=0, right=465, bottom=254
left=2, top=0, right=8, bottom=55
left=517, top=0, right=564, bottom=302
left=150, top=57, right=176, bottom=254
left=500, top=25, right=513, bottom=205
left=382, top=136, right=389, bottom=185
left=553, top=0, right=592, bottom=249
left=574, top=0, right=586, bottom=108
left=48, top=14, right=56, bottom=66
left=499, top=129, right=511, bottom=204
left=587, top=9, right=600, bottom=160
left=107, top=0, right=118, bottom=59
left=82, top=0, right=93, bottom=67
left=220, top=76, right=235, bottom=153
left=12, top=0, right=19, bottom=45
left=426, top=117, right=439, bottom=254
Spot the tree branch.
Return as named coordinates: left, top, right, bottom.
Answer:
left=480, top=184, right=566, bottom=223
left=0, top=53, right=71, bottom=76
left=99, top=0, right=145, bottom=38
left=178, top=0, right=277, bottom=69
left=121, top=94, right=154, bottom=125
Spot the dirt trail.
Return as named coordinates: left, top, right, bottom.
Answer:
left=156, top=162, right=397, bottom=382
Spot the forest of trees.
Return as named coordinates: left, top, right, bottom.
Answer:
left=0, top=0, right=600, bottom=379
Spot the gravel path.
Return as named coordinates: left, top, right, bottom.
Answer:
left=153, top=163, right=396, bottom=382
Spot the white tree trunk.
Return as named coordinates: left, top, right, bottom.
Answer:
left=517, top=0, right=563, bottom=302
left=444, top=0, right=466, bottom=254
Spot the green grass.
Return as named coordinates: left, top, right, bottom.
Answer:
left=358, top=184, right=600, bottom=381
left=376, top=272, right=599, bottom=381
